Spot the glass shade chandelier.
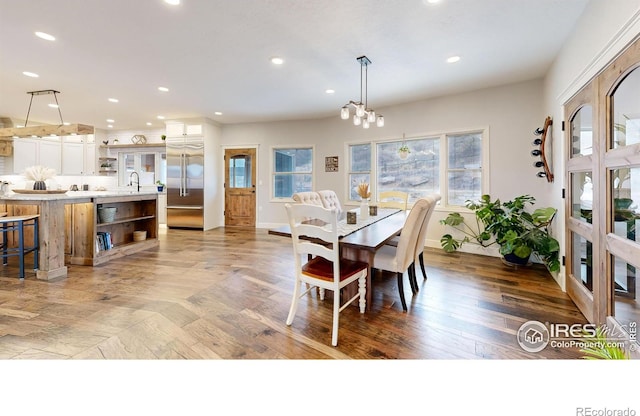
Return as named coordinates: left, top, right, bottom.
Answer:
left=340, top=56, right=384, bottom=128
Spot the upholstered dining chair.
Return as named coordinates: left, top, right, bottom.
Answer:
left=284, top=203, right=368, bottom=346
left=378, top=190, right=409, bottom=210
left=371, top=198, right=432, bottom=311
left=317, top=190, right=343, bottom=214
left=292, top=191, right=324, bottom=207
left=408, top=194, right=441, bottom=293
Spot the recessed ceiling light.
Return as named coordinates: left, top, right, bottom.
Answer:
left=447, top=56, right=461, bottom=63
left=106, top=119, right=115, bottom=123
left=48, top=103, right=59, bottom=108
left=35, top=31, right=55, bottom=41
left=158, top=87, right=169, bottom=92
left=157, top=115, right=165, bottom=120
left=23, top=71, right=39, bottom=78
left=164, top=0, right=180, bottom=5
left=146, top=122, right=152, bottom=126
left=270, top=57, right=284, bottom=65
left=107, top=125, right=113, bottom=128
left=325, top=89, right=335, bottom=94
left=108, top=98, right=119, bottom=103
left=214, top=112, right=222, bottom=116
left=424, top=0, right=441, bottom=4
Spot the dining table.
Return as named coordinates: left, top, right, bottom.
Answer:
left=268, top=207, right=408, bottom=311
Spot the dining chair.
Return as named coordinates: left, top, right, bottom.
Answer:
left=378, top=190, right=409, bottom=210
left=292, top=191, right=324, bottom=207
left=317, top=189, right=343, bottom=214
left=284, top=203, right=368, bottom=346
left=409, top=194, right=441, bottom=292
left=371, top=198, right=431, bottom=311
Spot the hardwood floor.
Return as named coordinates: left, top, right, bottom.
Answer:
left=0, top=226, right=588, bottom=359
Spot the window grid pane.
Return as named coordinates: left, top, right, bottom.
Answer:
left=273, top=147, right=313, bottom=198
left=447, top=133, right=482, bottom=205
left=376, top=138, right=439, bottom=203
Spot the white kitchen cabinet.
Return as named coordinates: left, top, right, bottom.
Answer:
left=13, top=137, right=61, bottom=174
left=62, top=135, right=96, bottom=175
left=166, top=121, right=203, bottom=137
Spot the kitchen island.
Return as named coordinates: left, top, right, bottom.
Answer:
left=0, top=191, right=159, bottom=280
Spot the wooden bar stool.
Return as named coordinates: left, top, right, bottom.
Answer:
left=1, top=214, right=40, bottom=279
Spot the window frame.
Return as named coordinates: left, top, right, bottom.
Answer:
left=270, top=144, right=315, bottom=201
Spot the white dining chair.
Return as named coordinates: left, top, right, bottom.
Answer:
left=284, top=203, right=368, bottom=346
left=409, top=194, right=441, bottom=293
left=371, top=198, right=432, bottom=311
left=317, top=189, right=343, bottom=214
left=291, top=191, right=324, bottom=207
left=378, top=190, right=409, bottom=210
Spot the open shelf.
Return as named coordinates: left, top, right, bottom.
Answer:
left=97, top=215, right=155, bottom=227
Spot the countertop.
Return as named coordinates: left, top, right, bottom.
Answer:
left=0, top=190, right=160, bottom=201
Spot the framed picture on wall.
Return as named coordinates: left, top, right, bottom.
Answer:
left=325, top=156, right=338, bottom=172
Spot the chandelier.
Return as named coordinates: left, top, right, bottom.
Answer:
left=340, top=56, right=384, bottom=128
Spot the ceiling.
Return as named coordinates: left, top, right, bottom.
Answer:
left=0, top=0, right=590, bottom=131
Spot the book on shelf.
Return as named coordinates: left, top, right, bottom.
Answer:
left=96, top=231, right=113, bottom=252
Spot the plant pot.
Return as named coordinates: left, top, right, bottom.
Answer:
left=502, top=252, right=531, bottom=268
left=157, top=186, right=164, bottom=192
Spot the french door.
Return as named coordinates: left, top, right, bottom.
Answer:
left=565, top=37, right=640, bottom=331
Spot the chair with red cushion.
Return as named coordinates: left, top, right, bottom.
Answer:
left=285, top=203, right=367, bottom=346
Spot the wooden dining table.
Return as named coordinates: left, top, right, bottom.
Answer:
left=268, top=208, right=408, bottom=311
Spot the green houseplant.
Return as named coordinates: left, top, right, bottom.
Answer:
left=440, top=194, right=561, bottom=272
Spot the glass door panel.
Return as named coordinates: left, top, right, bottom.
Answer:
left=611, top=68, right=640, bottom=149
left=571, top=233, right=593, bottom=293
left=570, top=105, right=593, bottom=157
left=571, top=171, right=593, bottom=221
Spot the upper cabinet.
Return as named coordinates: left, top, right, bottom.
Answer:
left=61, top=135, right=96, bottom=175
left=165, top=121, right=203, bottom=137
left=13, top=135, right=95, bottom=175
left=13, top=137, right=61, bottom=175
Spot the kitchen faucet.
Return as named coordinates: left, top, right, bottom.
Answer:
left=129, top=171, right=140, bottom=192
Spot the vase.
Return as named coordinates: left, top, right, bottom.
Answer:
left=33, top=180, right=47, bottom=191
left=360, top=199, right=369, bottom=220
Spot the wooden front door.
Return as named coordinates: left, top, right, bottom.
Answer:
left=224, top=148, right=257, bottom=227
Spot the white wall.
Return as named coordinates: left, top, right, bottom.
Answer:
left=543, top=0, right=640, bottom=289
left=221, top=78, right=549, bottom=247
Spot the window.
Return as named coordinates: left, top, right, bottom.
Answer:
left=377, top=138, right=439, bottom=203
left=272, top=147, right=313, bottom=198
left=348, top=130, right=485, bottom=206
left=348, top=143, right=371, bottom=200
left=446, top=133, right=483, bottom=205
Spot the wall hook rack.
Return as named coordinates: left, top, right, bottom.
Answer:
left=531, top=116, right=553, bottom=182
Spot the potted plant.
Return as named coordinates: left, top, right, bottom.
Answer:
left=156, top=180, right=165, bottom=192
left=440, top=194, right=561, bottom=272
left=398, top=144, right=410, bottom=160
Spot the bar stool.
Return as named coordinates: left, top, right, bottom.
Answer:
left=1, top=214, right=40, bottom=279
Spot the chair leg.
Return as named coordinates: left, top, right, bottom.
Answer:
left=358, top=274, right=366, bottom=313
left=397, top=272, right=408, bottom=311
left=286, top=279, right=302, bottom=325
left=419, top=252, right=427, bottom=280
left=408, top=262, right=418, bottom=294
left=18, top=220, right=25, bottom=279
left=331, top=289, right=340, bottom=346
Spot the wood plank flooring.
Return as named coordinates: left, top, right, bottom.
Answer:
left=0, top=226, right=588, bottom=359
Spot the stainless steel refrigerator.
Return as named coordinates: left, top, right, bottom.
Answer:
left=166, top=136, right=205, bottom=228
